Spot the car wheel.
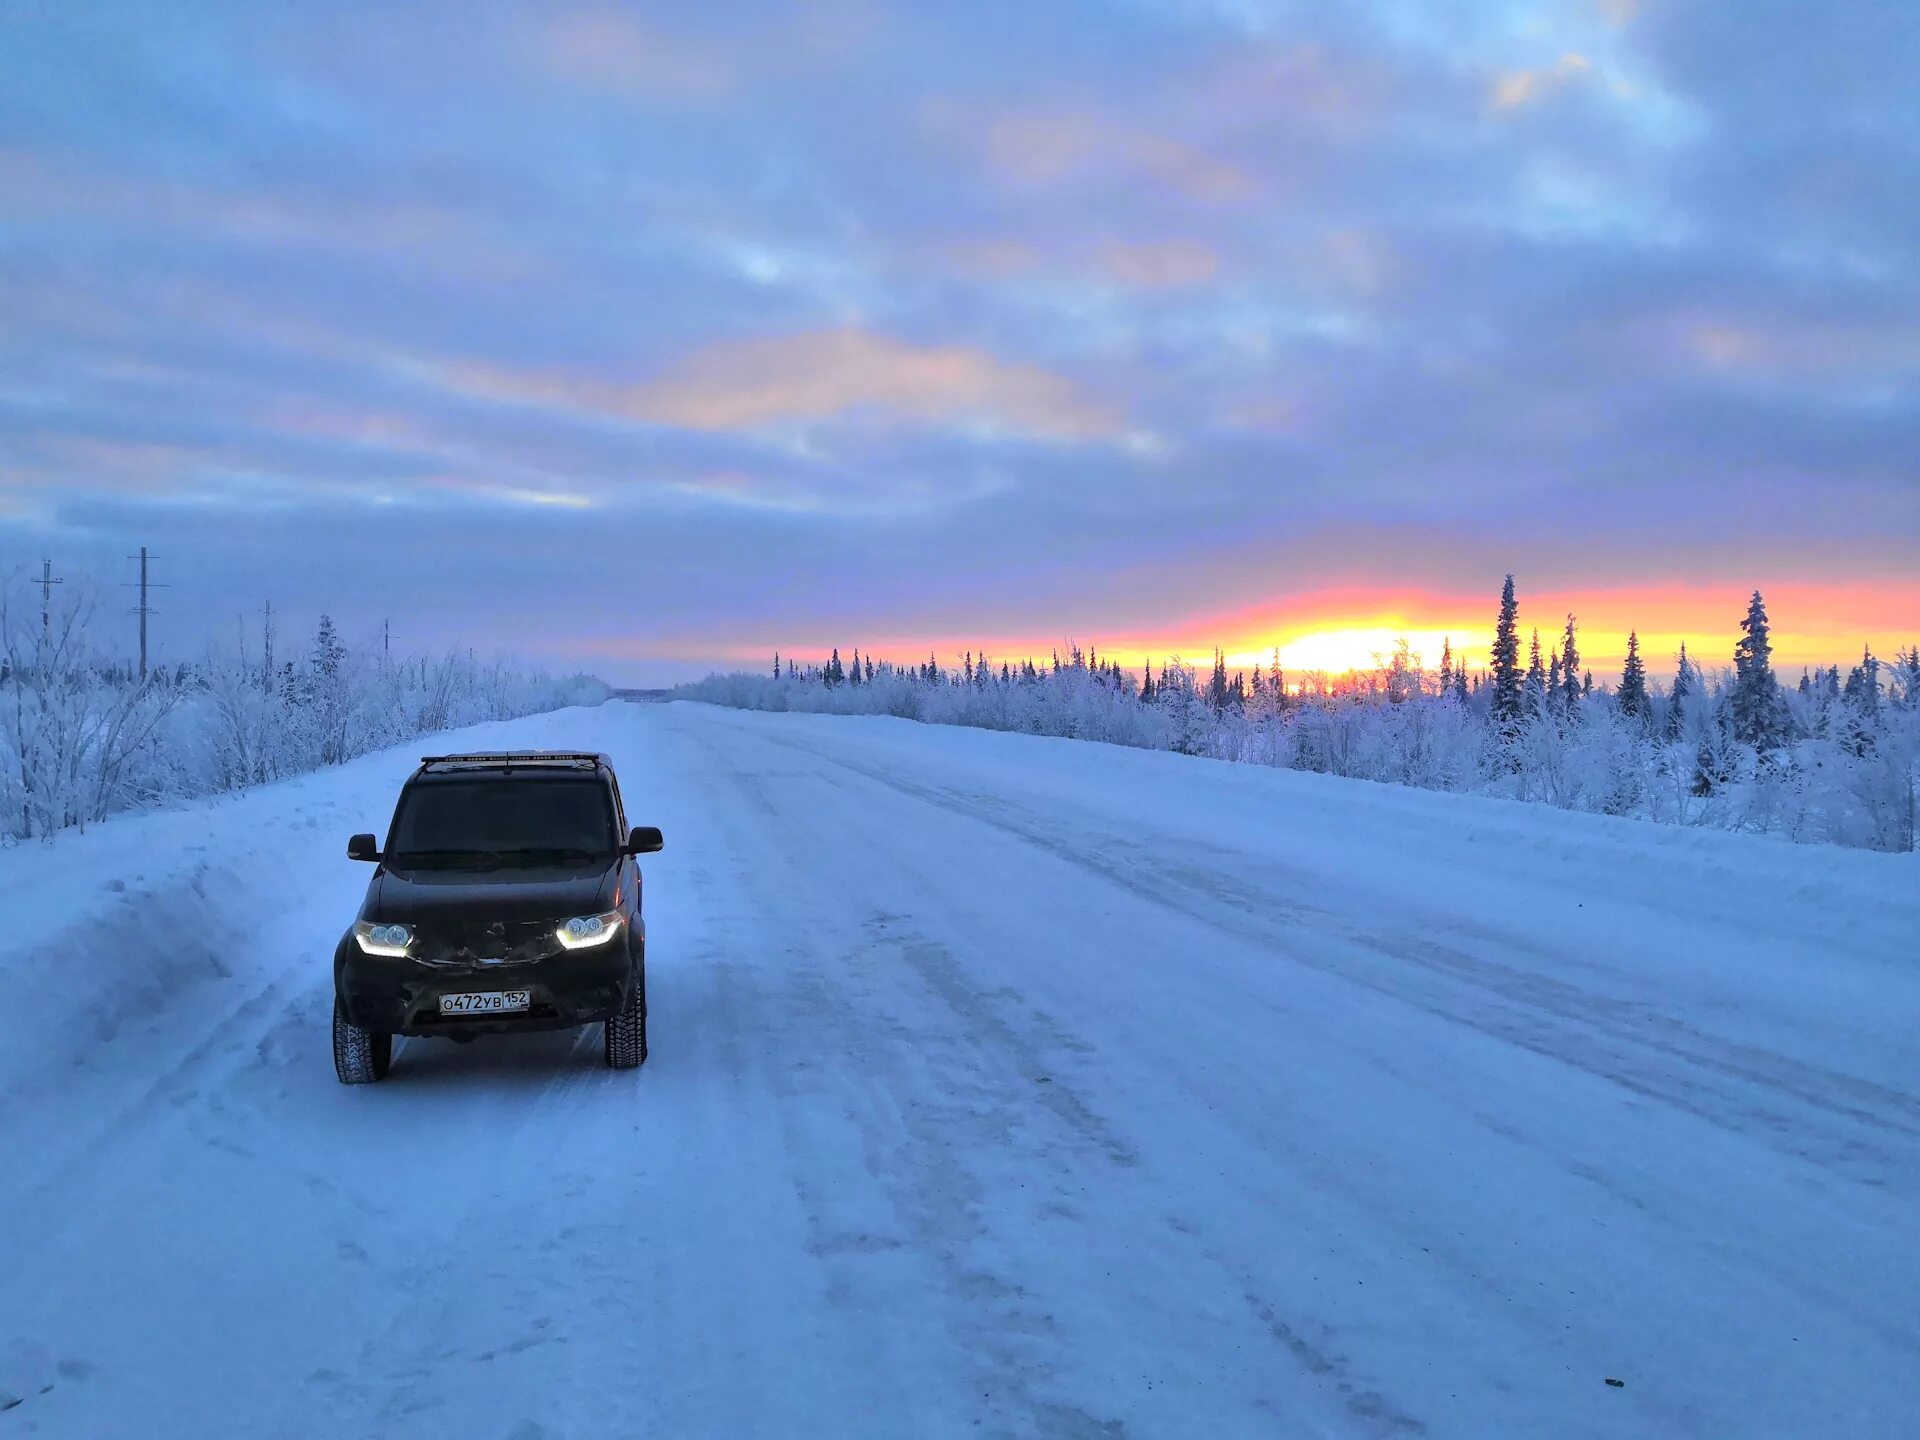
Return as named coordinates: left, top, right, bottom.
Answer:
left=605, top=969, right=646, bottom=1070
left=334, top=1000, right=391, bottom=1084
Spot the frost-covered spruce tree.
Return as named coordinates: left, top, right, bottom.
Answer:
left=1207, top=650, right=1230, bottom=716
left=1666, top=644, right=1694, bottom=741
left=1490, top=575, right=1523, bottom=737
left=1438, top=638, right=1453, bottom=698
left=308, top=615, right=353, bottom=765
left=1837, top=647, right=1882, bottom=756
left=1157, top=659, right=1208, bottom=756
left=1524, top=628, right=1548, bottom=719
left=1730, top=590, right=1787, bottom=751
left=1616, top=630, right=1650, bottom=726
left=1891, top=648, right=1920, bottom=712
left=1560, top=614, right=1582, bottom=724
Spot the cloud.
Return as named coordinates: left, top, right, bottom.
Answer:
left=1685, top=316, right=1920, bottom=385
left=0, top=150, right=533, bottom=279
left=938, top=239, right=1042, bottom=278
left=537, top=11, right=737, bottom=100
left=1491, top=53, right=1593, bottom=110
left=443, top=329, right=1123, bottom=441
left=1100, top=241, right=1220, bottom=290
left=931, top=101, right=1255, bottom=203
left=533, top=2, right=876, bottom=103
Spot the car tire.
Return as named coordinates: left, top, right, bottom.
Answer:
left=605, top=964, right=646, bottom=1070
left=334, top=1000, right=392, bottom=1084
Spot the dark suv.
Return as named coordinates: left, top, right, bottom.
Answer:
left=332, top=751, right=663, bottom=1084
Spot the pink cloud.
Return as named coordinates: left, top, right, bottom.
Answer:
left=444, top=328, right=1122, bottom=441
left=1686, top=317, right=1920, bottom=382
left=1491, top=53, right=1593, bottom=111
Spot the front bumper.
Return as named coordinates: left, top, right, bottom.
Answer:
left=335, top=930, right=640, bottom=1037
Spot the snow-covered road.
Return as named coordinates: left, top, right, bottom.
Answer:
left=2, top=701, right=1916, bottom=1438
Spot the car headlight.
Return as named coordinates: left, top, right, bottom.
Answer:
left=556, top=911, right=622, bottom=950
left=354, top=920, right=414, bottom=957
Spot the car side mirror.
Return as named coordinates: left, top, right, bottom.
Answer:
left=347, top=833, right=381, bottom=862
left=627, top=825, right=664, bottom=855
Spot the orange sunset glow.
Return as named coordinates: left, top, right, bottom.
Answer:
left=660, top=576, right=1920, bottom=686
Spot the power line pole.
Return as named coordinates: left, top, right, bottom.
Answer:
left=125, top=546, right=169, bottom=679
left=37, top=558, right=62, bottom=639
left=383, top=617, right=391, bottom=664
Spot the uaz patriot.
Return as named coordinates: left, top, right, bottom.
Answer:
left=332, top=751, right=663, bottom=1083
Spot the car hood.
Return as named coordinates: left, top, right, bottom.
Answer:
left=365, top=864, right=617, bottom=925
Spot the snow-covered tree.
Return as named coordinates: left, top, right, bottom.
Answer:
left=1730, top=591, right=1788, bottom=751
left=1524, top=629, right=1548, bottom=720
left=1559, top=614, right=1582, bottom=724
left=1489, top=575, right=1523, bottom=737
left=1666, top=644, right=1694, bottom=741
left=1614, top=631, right=1647, bottom=725
left=1384, top=639, right=1420, bottom=705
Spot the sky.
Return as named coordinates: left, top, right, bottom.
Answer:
left=2, top=0, right=1916, bottom=685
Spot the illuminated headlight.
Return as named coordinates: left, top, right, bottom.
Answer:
left=556, top=911, right=622, bottom=950
left=354, top=921, right=414, bottom=957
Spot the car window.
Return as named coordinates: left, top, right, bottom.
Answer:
left=386, top=777, right=617, bottom=862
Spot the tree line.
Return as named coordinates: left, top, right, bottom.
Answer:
left=683, top=580, right=1919, bottom=852
left=1, top=577, right=607, bottom=841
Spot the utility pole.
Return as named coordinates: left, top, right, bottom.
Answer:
left=126, top=546, right=168, bottom=679
left=382, top=617, right=391, bottom=664
left=37, top=558, right=62, bottom=640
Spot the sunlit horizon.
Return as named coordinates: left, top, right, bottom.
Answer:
left=595, top=576, right=1920, bottom=688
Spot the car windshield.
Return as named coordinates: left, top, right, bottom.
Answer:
left=386, top=777, right=616, bottom=868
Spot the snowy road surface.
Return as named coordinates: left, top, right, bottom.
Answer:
left=2, top=701, right=1916, bottom=1438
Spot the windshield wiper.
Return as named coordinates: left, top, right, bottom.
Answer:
left=387, top=847, right=511, bottom=870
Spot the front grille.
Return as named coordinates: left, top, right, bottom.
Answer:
left=415, top=918, right=560, bottom=966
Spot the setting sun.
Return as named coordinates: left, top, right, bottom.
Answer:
left=1248, top=627, right=1475, bottom=679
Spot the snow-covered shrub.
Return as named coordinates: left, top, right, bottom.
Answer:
left=0, top=581, right=607, bottom=841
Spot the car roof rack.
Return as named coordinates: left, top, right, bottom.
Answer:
left=417, top=751, right=609, bottom=773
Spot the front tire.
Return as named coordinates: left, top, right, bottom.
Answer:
left=334, top=1000, right=392, bottom=1084
left=605, top=963, right=647, bottom=1070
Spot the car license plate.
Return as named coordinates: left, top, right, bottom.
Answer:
left=439, top=990, right=531, bottom=1016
